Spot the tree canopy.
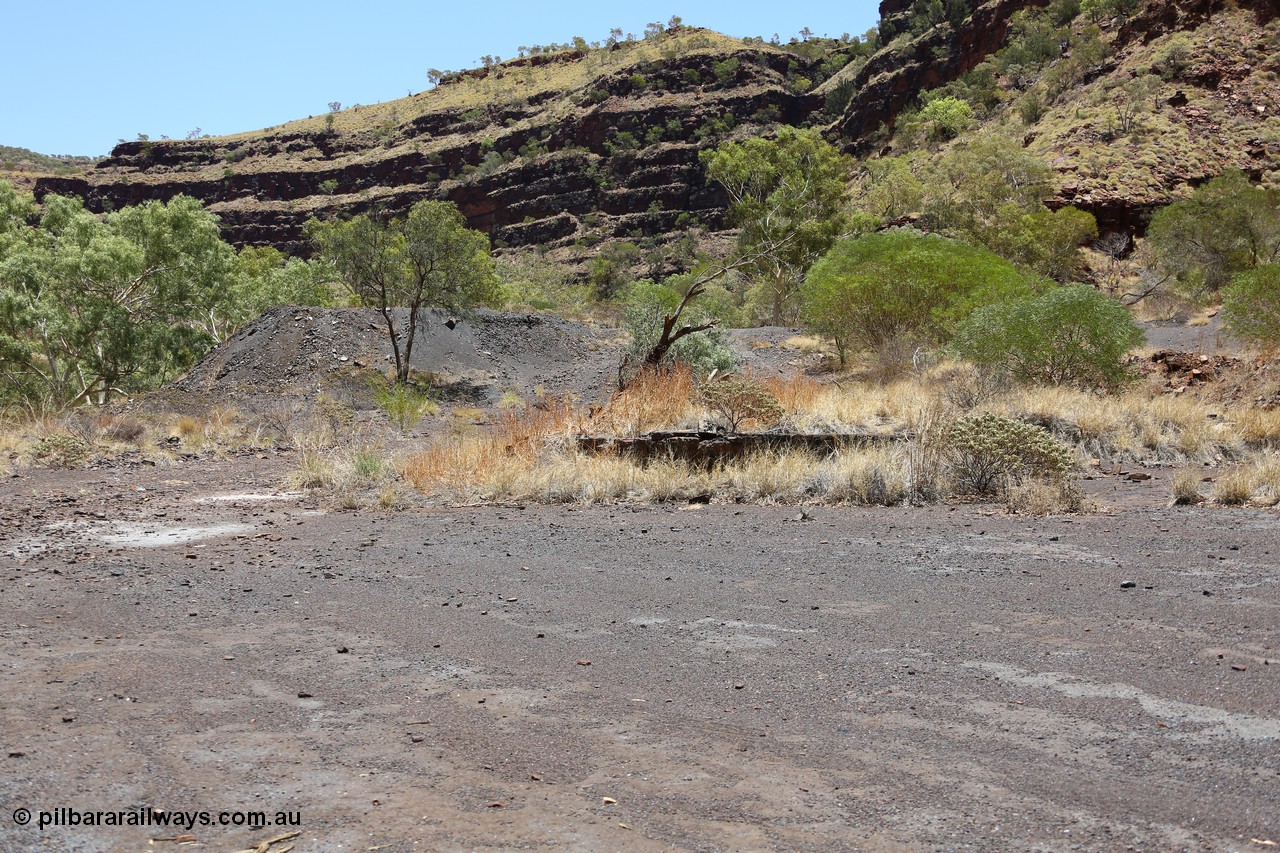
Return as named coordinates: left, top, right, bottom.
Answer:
left=1146, top=169, right=1280, bottom=298
left=0, top=187, right=237, bottom=408
left=854, top=138, right=1095, bottom=281
left=800, top=229, right=1035, bottom=365
left=306, top=200, right=499, bottom=384
left=700, top=127, right=852, bottom=324
left=1222, top=263, right=1280, bottom=348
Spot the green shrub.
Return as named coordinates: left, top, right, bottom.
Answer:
left=946, top=413, right=1075, bottom=495
left=370, top=378, right=438, bottom=431
left=1222, top=264, right=1280, bottom=347
left=700, top=378, right=784, bottom=434
left=622, top=281, right=735, bottom=377
left=712, top=57, right=740, bottom=84
left=950, top=285, right=1143, bottom=387
left=800, top=230, right=1033, bottom=366
left=919, top=96, right=974, bottom=141
left=1153, top=34, right=1194, bottom=79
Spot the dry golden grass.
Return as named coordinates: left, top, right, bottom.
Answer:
left=1212, top=467, right=1254, bottom=505
left=223, top=28, right=772, bottom=144
left=1170, top=468, right=1205, bottom=505
left=395, top=369, right=1262, bottom=509
left=990, top=386, right=1235, bottom=463
left=1133, top=290, right=1192, bottom=323
left=291, top=442, right=395, bottom=504
left=1201, top=452, right=1280, bottom=507
left=401, top=396, right=580, bottom=499
left=1247, top=452, right=1280, bottom=506
left=780, top=335, right=827, bottom=353
left=1006, top=477, right=1088, bottom=516
left=1237, top=408, right=1280, bottom=448
left=590, top=366, right=699, bottom=436
left=759, top=373, right=823, bottom=417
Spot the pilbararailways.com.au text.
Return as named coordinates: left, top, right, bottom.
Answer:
left=12, top=806, right=301, bottom=832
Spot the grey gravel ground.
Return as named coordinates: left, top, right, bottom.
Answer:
left=2, top=458, right=1278, bottom=852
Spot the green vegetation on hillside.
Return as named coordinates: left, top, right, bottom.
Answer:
left=0, top=145, right=102, bottom=174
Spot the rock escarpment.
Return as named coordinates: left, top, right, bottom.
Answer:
left=37, top=29, right=826, bottom=259
left=34, top=2, right=1280, bottom=255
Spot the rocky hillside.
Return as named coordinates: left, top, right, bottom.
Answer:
left=1016, top=0, right=1277, bottom=229
left=33, top=0, right=1280, bottom=257
left=35, top=28, right=835, bottom=260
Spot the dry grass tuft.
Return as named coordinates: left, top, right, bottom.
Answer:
left=1237, top=408, right=1280, bottom=448
left=780, top=335, right=827, bottom=353
left=759, top=373, right=824, bottom=418
left=592, top=366, right=699, bottom=436
left=1212, top=467, right=1254, bottom=505
left=1170, top=468, right=1205, bottom=505
left=992, top=386, right=1235, bottom=463
left=401, top=396, right=580, bottom=499
left=1006, top=477, right=1088, bottom=515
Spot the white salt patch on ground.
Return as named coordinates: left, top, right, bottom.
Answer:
left=965, top=660, right=1280, bottom=741
left=192, top=492, right=303, bottom=504
left=98, top=522, right=255, bottom=548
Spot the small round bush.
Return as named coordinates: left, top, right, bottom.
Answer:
left=946, top=412, right=1076, bottom=495
left=700, top=378, right=784, bottom=434
left=950, top=284, right=1142, bottom=387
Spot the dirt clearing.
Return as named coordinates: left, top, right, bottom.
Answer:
left=2, top=456, right=1278, bottom=852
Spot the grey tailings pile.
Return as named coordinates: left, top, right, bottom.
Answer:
left=165, top=305, right=622, bottom=410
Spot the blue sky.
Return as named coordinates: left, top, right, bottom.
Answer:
left=3, top=1, right=881, bottom=157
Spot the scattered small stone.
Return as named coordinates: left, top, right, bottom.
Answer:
left=734, top=683, right=746, bottom=690
left=577, top=659, right=592, bottom=666
left=336, top=646, right=349, bottom=654
left=1203, top=590, right=1214, bottom=597
left=297, top=692, right=313, bottom=699
left=1120, top=581, right=1137, bottom=589
left=1231, top=664, right=1247, bottom=672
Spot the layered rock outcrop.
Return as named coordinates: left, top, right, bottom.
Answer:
left=33, top=2, right=1280, bottom=255
left=36, top=30, right=824, bottom=257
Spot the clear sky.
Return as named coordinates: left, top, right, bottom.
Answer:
left=3, top=1, right=882, bottom=157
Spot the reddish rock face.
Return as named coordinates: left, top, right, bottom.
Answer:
left=34, top=42, right=818, bottom=258
left=33, top=3, right=1278, bottom=257
left=836, top=0, right=1053, bottom=147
